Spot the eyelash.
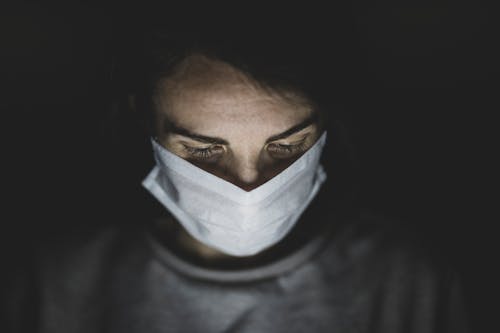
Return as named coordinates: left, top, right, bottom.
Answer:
left=183, top=141, right=308, bottom=161
left=267, top=141, right=308, bottom=156
left=183, top=145, right=223, bottom=160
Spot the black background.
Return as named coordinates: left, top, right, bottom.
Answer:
left=2, top=1, right=497, bottom=331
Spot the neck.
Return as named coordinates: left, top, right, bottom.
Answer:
left=152, top=216, right=246, bottom=265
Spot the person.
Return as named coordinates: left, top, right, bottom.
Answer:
left=2, top=28, right=469, bottom=333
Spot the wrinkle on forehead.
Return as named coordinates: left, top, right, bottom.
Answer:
left=156, top=54, right=312, bottom=112
left=161, top=54, right=259, bottom=101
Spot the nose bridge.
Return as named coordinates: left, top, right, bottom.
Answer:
left=232, top=148, right=260, bottom=184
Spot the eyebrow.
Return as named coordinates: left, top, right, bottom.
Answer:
left=265, top=113, right=317, bottom=143
left=165, top=122, right=230, bottom=145
left=164, top=112, right=318, bottom=145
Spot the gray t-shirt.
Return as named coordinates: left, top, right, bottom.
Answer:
left=3, top=213, right=468, bottom=333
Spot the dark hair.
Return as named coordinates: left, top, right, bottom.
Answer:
left=130, top=30, right=341, bottom=135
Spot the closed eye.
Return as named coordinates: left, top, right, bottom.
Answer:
left=183, top=144, right=225, bottom=161
left=266, top=140, right=308, bottom=158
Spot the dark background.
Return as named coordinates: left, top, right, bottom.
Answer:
left=3, top=1, right=497, bottom=331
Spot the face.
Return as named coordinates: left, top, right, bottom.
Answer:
left=154, top=55, right=321, bottom=191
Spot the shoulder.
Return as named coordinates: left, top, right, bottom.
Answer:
left=1, top=223, right=148, bottom=331
left=319, top=211, right=459, bottom=286
left=315, top=212, right=470, bottom=331
left=36, top=223, right=150, bottom=281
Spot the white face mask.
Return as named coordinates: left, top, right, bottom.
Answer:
left=142, top=132, right=327, bottom=257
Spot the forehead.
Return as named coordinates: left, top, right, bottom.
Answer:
left=155, top=55, right=313, bottom=135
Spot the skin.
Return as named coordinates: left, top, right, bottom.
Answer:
left=154, top=55, right=321, bottom=190
left=152, top=54, right=322, bottom=260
